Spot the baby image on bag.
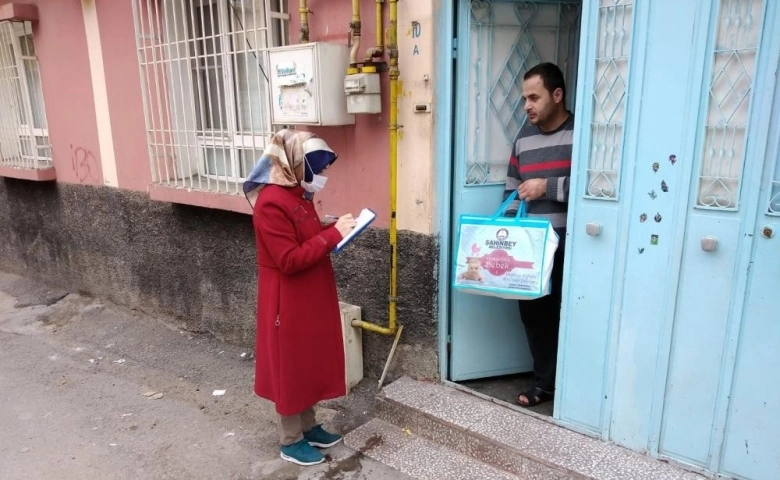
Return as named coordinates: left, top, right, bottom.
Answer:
left=457, top=252, right=484, bottom=283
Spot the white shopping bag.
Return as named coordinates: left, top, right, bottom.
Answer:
left=452, top=192, right=559, bottom=300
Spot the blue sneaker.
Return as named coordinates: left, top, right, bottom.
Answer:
left=280, top=439, right=325, bottom=466
left=304, top=424, right=343, bottom=448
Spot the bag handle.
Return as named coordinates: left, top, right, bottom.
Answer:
left=492, top=190, right=527, bottom=220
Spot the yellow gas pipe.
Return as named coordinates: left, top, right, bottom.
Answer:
left=299, top=0, right=310, bottom=43
left=348, top=0, right=361, bottom=73
left=350, top=0, right=402, bottom=388
left=351, top=0, right=402, bottom=390
left=364, top=0, right=384, bottom=61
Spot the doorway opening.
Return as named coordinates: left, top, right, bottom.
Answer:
left=447, top=0, right=583, bottom=418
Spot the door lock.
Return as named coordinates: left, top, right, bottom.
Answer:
left=762, top=226, right=774, bottom=239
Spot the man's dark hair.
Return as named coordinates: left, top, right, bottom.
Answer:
left=524, top=62, right=566, bottom=103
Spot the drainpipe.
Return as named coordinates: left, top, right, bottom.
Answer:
left=348, top=0, right=361, bottom=73
left=299, top=0, right=310, bottom=43
left=351, top=0, right=403, bottom=389
left=364, top=0, right=384, bottom=62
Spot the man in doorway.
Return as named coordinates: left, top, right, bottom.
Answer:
left=504, top=62, right=573, bottom=407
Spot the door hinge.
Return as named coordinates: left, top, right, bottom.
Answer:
left=452, top=38, right=458, bottom=59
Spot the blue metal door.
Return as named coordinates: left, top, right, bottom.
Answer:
left=449, top=0, right=581, bottom=381
left=717, top=53, right=780, bottom=480
left=653, top=3, right=780, bottom=477
left=557, top=0, right=780, bottom=477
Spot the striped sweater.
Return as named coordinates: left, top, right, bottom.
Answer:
left=503, top=114, right=574, bottom=229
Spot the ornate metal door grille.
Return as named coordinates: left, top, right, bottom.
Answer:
left=464, top=0, right=580, bottom=186
left=585, top=0, right=633, bottom=200
left=696, top=0, right=764, bottom=210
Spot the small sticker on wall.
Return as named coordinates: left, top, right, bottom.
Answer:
left=650, top=234, right=659, bottom=246
left=648, top=190, right=657, bottom=200
left=652, top=162, right=660, bottom=173
left=669, top=154, right=677, bottom=165
left=640, top=213, right=647, bottom=223
left=638, top=247, right=645, bottom=254
left=661, top=180, right=669, bottom=193
left=654, top=213, right=662, bottom=223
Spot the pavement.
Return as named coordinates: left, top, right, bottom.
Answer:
left=0, top=271, right=412, bottom=480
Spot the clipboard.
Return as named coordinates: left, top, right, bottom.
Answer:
left=334, top=208, right=376, bottom=253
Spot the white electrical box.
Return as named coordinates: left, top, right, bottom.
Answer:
left=268, top=43, right=355, bottom=126
left=345, top=73, right=382, bottom=114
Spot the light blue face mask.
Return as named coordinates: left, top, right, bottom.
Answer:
left=301, top=155, right=328, bottom=193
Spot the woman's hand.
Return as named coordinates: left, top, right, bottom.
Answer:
left=335, top=214, right=357, bottom=237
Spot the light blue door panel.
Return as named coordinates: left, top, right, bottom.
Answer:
left=659, top=215, right=743, bottom=466
left=449, top=0, right=581, bottom=381
left=720, top=26, right=780, bottom=476
left=555, top=203, right=619, bottom=432
left=608, top=0, right=706, bottom=451
left=720, top=228, right=780, bottom=479
left=555, top=0, right=639, bottom=434
left=450, top=187, right=533, bottom=381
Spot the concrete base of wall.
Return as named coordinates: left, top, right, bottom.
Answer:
left=0, top=179, right=439, bottom=380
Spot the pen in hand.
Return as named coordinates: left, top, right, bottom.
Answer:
left=332, top=214, right=357, bottom=237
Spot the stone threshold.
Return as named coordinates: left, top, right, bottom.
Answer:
left=363, top=376, right=708, bottom=480
left=345, top=418, right=523, bottom=479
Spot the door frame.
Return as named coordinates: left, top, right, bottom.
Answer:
left=434, top=0, right=456, bottom=381
left=435, top=0, right=583, bottom=384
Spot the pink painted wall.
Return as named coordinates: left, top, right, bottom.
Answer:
left=17, top=0, right=393, bottom=222
left=96, top=0, right=151, bottom=192
left=290, top=0, right=392, bottom=227
left=26, top=0, right=103, bottom=186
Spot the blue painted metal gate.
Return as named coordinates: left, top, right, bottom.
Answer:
left=556, top=1, right=780, bottom=478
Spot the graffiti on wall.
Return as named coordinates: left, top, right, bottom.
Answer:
left=70, top=144, right=99, bottom=183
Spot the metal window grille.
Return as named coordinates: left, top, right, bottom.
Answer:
left=131, top=0, right=288, bottom=194
left=465, top=1, right=581, bottom=186
left=0, top=21, right=51, bottom=169
left=696, top=0, right=764, bottom=210
left=585, top=0, right=633, bottom=200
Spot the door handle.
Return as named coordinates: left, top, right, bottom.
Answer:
left=586, top=222, right=602, bottom=236
left=701, top=236, right=718, bottom=252
left=761, top=225, right=774, bottom=239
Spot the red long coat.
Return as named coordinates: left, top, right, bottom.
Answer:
left=252, top=185, right=347, bottom=416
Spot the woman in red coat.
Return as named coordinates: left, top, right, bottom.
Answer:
left=243, top=129, right=356, bottom=466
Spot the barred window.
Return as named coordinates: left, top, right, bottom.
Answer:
left=132, top=0, right=289, bottom=194
left=0, top=21, right=51, bottom=169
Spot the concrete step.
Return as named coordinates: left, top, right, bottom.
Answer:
left=344, top=418, right=521, bottom=480
left=372, top=376, right=707, bottom=480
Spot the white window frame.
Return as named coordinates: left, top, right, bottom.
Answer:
left=132, top=0, right=289, bottom=193
left=0, top=20, right=51, bottom=169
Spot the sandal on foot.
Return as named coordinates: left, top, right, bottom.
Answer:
left=516, top=387, right=553, bottom=407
